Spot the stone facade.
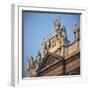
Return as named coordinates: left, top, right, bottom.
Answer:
left=27, top=18, right=80, bottom=77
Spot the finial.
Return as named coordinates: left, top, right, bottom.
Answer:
left=38, top=49, right=41, bottom=56
left=37, top=49, right=41, bottom=64
left=29, top=56, right=34, bottom=66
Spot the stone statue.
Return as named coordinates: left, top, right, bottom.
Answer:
left=54, top=18, right=61, bottom=33
left=73, top=24, right=80, bottom=40
left=42, top=38, right=48, bottom=56
left=62, top=25, right=67, bottom=39
left=43, top=41, right=47, bottom=50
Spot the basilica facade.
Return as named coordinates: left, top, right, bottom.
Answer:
left=27, top=18, right=80, bottom=77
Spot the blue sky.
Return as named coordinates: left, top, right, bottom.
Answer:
left=22, top=11, right=80, bottom=77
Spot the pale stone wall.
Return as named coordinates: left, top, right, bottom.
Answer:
left=65, top=40, right=80, bottom=59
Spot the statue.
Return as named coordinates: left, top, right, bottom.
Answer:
left=42, top=38, right=48, bottom=56
left=54, top=18, right=61, bottom=33
left=62, top=25, right=67, bottom=39
left=73, top=24, right=80, bottom=40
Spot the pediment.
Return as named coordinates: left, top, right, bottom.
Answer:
left=37, top=53, right=64, bottom=72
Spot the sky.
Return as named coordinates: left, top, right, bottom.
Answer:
left=22, top=11, right=80, bottom=77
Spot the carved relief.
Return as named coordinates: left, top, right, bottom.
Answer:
left=51, top=39, right=56, bottom=48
